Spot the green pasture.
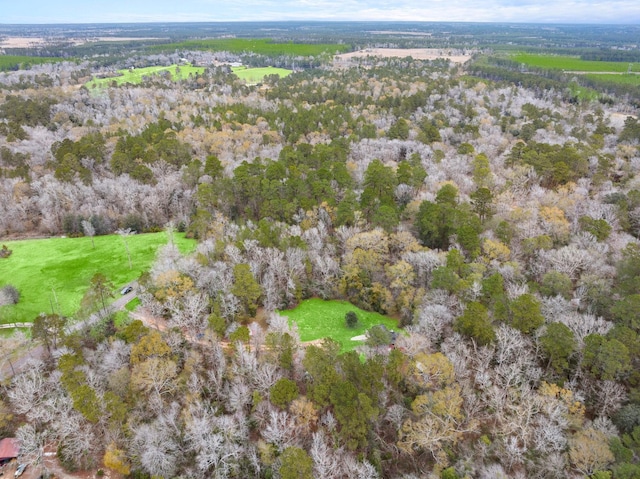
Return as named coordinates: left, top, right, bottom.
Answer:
left=0, top=232, right=195, bottom=324
left=152, top=38, right=349, bottom=57
left=279, top=298, right=399, bottom=352
left=584, top=73, right=640, bottom=87
left=87, top=64, right=205, bottom=88
left=512, top=53, right=640, bottom=73
left=231, top=66, right=292, bottom=83
left=0, top=55, right=64, bottom=72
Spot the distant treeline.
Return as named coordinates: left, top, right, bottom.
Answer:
left=580, top=49, right=640, bottom=63
left=468, top=58, right=575, bottom=99
left=470, top=56, right=640, bottom=106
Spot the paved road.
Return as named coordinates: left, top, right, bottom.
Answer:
left=0, top=284, right=137, bottom=383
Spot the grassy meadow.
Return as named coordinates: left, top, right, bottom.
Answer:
left=0, top=55, right=64, bottom=72
left=231, top=66, right=292, bottom=83
left=152, top=38, right=350, bottom=57
left=584, top=73, right=640, bottom=87
left=280, top=298, right=399, bottom=352
left=87, top=64, right=205, bottom=88
left=512, top=53, right=640, bottom=72
left=0, top=232, right=195, bottom=324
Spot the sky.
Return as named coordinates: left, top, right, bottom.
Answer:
left=1, top=0, right=639, bottom=25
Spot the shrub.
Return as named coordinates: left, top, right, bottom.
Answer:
left=345, top=311, right=359, bottom=329
left=0, top=244, right=12, bottom=258
left=0, top=284, right=20, bottom=305
left=366, top=324, right=393, bottom=346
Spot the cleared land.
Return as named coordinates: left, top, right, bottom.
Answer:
left=0, top=232, right=195, bottom=325
left=152, top=38, right=349, bottom=57
left=0, top=37, right=52, bottom=48
left=280, top=298, right=399, bottom=352
left=513, top=53, right=640, bottom=73
left=0, top=36, right=163, bottom=49
left=585, top=73, right=640, bottom=87
left=335, top=48, right=472, bottom=64
left=87, top=64, right=205, bottom=88
left=231, top=66, right=292, bottom=83
left=0, top=54, right=64, bottom=71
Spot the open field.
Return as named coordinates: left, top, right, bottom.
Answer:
left=584, top=73, right=640, bottom=87
left=0, top=54, right=64, bottom=71
left=87, top=64, right=205, bottom=88
left=0, top=232, right=195, bottom=325
left=0, top=36, right=164, bottom=49
left=0, top=37, right=53, bottom=48
left=512, top=53, right=640, bottom=73
left=279, top=298, right=399, bottom=352
left=231, top=66, right=292, bottom=83
left=335, top=48, right=473, bottom=64
left=152, top=38, right=349, bottom=57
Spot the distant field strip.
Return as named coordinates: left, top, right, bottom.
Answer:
left=0, top=55, right=64, bottom=71
left=513, top=53, right=640, bottom=73
left=152, top=38, right=350, bottom=56
left=87, top=64, right=205, bottom=88
left=231, top=66, right=292, bottom=82
left=584, top=73, right=640, bottom=86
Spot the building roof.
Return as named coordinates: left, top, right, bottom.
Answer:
left=0, top=437, right=19, bottom=460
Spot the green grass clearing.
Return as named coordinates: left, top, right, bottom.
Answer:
left=279, top=298, right=399, bottom=353
left=0, top=232, right=195, bottom=325
left=125, top=297, right=141, bottom=312
left=87, top=64, right=205, bottom=88
left=584, top=73, right=640, bottom=87
left=512, top=53, right=640, bottom=72
left=567, top=82, right=599, bottom=101
left=113, top=310, right=133, bottom=328
left=231, top=66, right=292, bottom=83
left=151, top=38, right=349, bottom=57
left=0, top=55, right=65, bottom=72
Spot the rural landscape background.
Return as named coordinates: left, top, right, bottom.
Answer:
left=0, top=18, right=640, bottom=479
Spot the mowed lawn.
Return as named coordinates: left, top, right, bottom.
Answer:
left=279, top=298, right=399, bottom=352
left=87, top=64, right=206, bottom=88
left=232, top=66, right=292, bottom=83
left=0, top=232, right=195, bottom=324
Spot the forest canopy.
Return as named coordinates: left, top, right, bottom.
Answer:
left=1, top=21, right=640, bottom=479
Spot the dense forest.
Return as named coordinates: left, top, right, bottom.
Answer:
left=1, top=22, right=640, bottom=479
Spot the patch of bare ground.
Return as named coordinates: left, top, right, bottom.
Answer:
left=609, top=112, right=637, bottom=129
left=42, top=450, right=122, bottom=479
left=334, top=48, right=473, bottom=65
left=0, top=37, right=51, bottom=48
left=0, top=36, right=163, bottom=49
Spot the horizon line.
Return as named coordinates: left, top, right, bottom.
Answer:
left=1, top=19, right=640, bottom=26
